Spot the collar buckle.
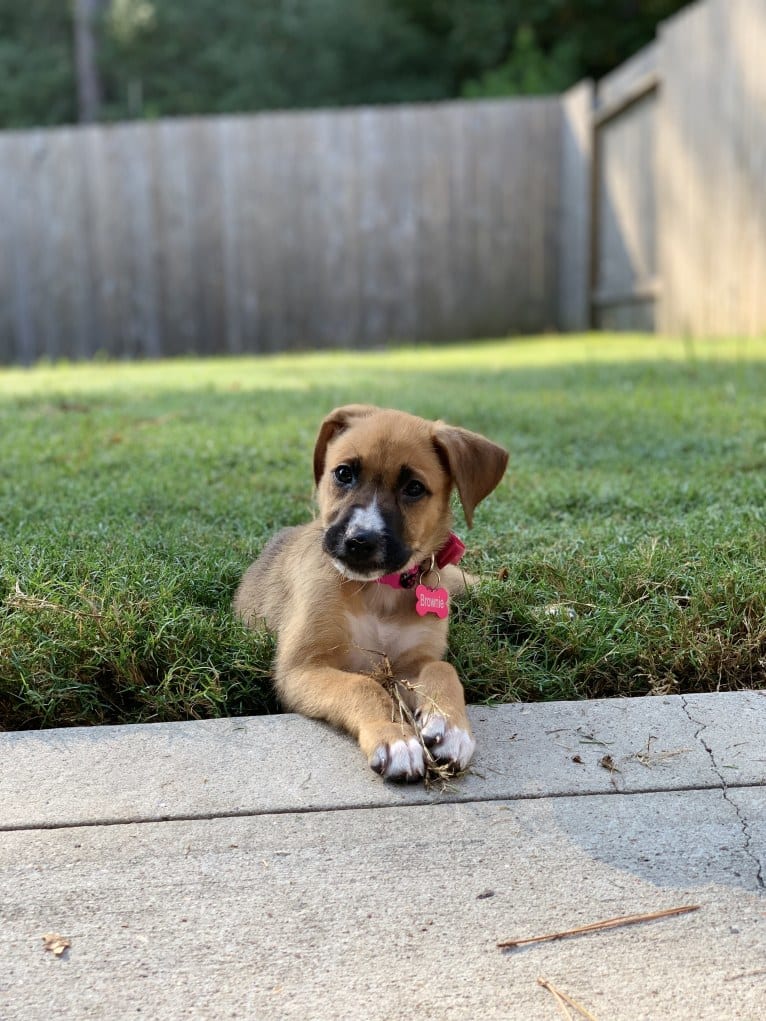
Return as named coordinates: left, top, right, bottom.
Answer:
left=376, top=532, right=465, bottom=590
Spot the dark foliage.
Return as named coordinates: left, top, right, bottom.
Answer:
left=1, top=0, right=689, bottom=128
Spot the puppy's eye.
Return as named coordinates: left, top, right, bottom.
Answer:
left=402, top=479, right=427, bottom=500
left=333, top=464, right=355, bottom=487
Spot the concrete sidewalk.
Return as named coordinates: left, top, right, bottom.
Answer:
left=1, top=692, right=764, bottom=1020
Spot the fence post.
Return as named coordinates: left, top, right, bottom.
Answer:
left=557, top=79, right=594, bottom=332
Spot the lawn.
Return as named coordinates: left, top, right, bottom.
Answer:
left=1, top=333, right=765, bottom=731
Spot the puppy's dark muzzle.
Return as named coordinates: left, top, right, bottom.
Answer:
left=323, top=512, right=410, bottom=576
left=343, top=530, right=380, bottom=562
left=324, top=525, right=387, bottom=573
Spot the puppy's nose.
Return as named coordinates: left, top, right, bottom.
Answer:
left=344, top=531, right=378, bottom=558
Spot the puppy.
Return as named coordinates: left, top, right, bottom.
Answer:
left=233, top=405, right=508, bottom=782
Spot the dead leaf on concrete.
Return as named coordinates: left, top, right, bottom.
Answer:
left=598, top=753, right=622, bottom=788
left=42, top=933, right=71, bottom=957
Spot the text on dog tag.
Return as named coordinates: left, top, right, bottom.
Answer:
left=415, top=584, right=449, bottom=619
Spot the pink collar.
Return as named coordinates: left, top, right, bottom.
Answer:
left=377, top=532, right=466, bottom=589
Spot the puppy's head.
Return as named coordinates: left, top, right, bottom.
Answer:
left=313, top=405, right=508, bottom=581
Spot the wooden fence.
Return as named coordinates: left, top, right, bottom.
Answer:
left=591, top=44, right=659, bottom=331
left=657, top=0, right=766, bottom=336
left=2, top=0, right=764, bottom=363
left=591, top=0, right=766, bottom=337
left=0, top=96, right=593, bottom=364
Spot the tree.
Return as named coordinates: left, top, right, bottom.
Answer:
left=0, top=0, right=692, bottom=129
left=73, top=0, right=104, bottom=122
left=0, top=0, right=75, bottom=128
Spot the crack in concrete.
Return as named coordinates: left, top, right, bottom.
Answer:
left=681, top=696, right=765, bottom=892
left=727, top=793, right=766, bottom=893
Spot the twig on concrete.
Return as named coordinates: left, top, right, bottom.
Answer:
left=537, top=978, right=600, bottom=1021
left=723, top=968, right=766, bottom=982
left=630, top=736, right=691, bottom=769
left=498, top=904, right=700, bottom=950
left=538, top=978, right=576, bottom=1020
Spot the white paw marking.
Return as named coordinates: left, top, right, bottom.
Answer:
left=370, top=736, right=425, bottom=781
left=434, top=726, right=475, bottom=769
left=418, top=713, right=446, bottom=744
left=417, top=713, right=475, bottom=769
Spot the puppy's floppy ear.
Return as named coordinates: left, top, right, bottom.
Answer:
left=432, top=424, right=508, bottom=527
left=313, top=404, right=379, bottom=484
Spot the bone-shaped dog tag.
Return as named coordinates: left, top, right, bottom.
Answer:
left=415, top=584, right=449, bottom=619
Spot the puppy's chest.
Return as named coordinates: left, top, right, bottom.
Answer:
left=344, top=608, right=439, bottom=673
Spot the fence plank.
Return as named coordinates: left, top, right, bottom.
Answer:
left=48, top=129, right=95, bottom=360
left=9, top=134, right=45, bottom=364
left=414, top=106, right=452, bottom=342
left=445, top=104, right=475, bottom=340
left=594, top=91, right=657, bottom=331
left=312, top=110, right=362, bottom=347
left=227, top=115, right=268, bottom=354
left=150, top=120, right=198, bottom=356
left=558, top=80, right=594, bottom=332
left=474, top=103, right=510, bottom=336
left=0, top=136, right=12, bottom=363
left=357, top=107, right=402, bottom=345
left=218, top=117, right=244, bottom=355
left=256, top=112, right=292, bottom=352
left=658, top=0, right=766, bottom=337
left=540, top=100, right=564, bottom=333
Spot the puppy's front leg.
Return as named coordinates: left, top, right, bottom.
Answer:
left=403, top=660, right=476, bottom=771
left=276, top=665, right=425, bottom=782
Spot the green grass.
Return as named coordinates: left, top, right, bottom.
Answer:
left=1, top=333, right=765, bottom=730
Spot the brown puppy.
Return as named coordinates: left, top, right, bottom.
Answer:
left=234, top=405, right=508, bottom=782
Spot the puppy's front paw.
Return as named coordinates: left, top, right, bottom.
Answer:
left=417, top=712, right=475, bottom=771
left=368, top=734, right=425, bottom=783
